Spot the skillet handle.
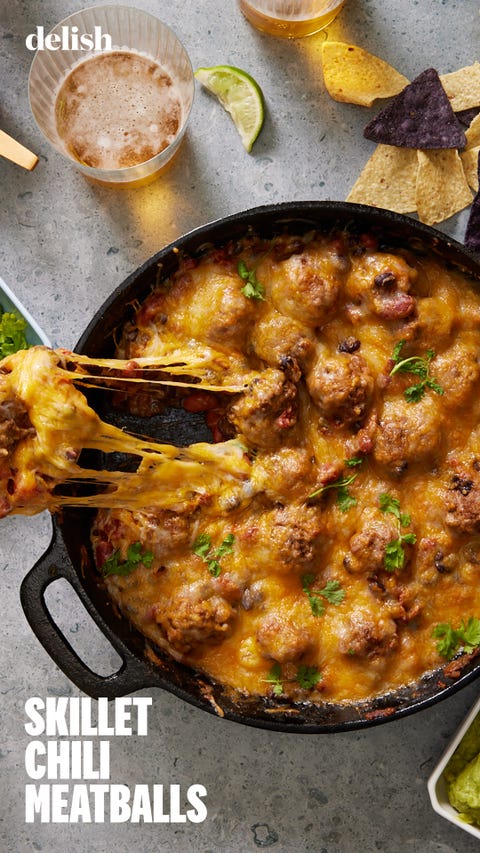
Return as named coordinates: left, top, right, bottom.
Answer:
left=20, top=522, right=157, bottom=699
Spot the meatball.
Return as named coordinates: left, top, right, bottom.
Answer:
left=373, top=396, right=443, bottom=474
left=252, top=446, right=317, bottom=502
left=432, top=338, right=480, bottom=408
left=227, top=368, right=298, bottom=449
left=153, top=577, right=240, bottom=654
left=306, top=352, right=374, bottom=426
left=237, top=504, right=323, bottom=574
left=338, top=608, right=398, bottom=658
left=0, top=397, right=34, bottom=455
left=93, top=507, right=191, bottom=567
left=128, top=257, right=257, bottom=354
left=249, top=306, right=316, bottom=369
left=344, top=508, right=400, bottom=574
left=445, top=462, right=480, bottom=534
left=257, top=615, right=313, bottom=663
left=267, top=239, right=348, bottom=326
left=346, top=252, right=417, bottom=320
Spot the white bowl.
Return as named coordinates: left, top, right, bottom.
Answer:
left=428, top=694, right=480, bottom=840
left=0, top=275, right=51, bottom=348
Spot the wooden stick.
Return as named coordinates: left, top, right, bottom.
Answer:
left=0, top=130, right=39, bottom=171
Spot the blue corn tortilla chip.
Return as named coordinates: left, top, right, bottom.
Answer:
left=465, top=151, right=480, bottom=252
left=364, top=68, right=467, bottom=149
left=457, top=106, right=480, bottom=128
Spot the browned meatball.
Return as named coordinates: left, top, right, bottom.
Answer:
left=257, top=615, right=313, bottom=663
left=346, top=252, right=417, bottom=320
left=306, top=353, right=374, bottom=426
left=252, top=446, right=317, bottom=502
left=153, top=578, right=240, bottom=654
left=237, top=503, right=323, bottom=574
left=267, top=239, right=348, bottom=326
left=344, top=508, right=400, bottom=574
left=227, top=368, right=298, bottom=449
left=249, top=306, right=316, bottom=369
left=93, top=507, right=192, bottom=567
left=0, top=398, right=34, bottom=454
left=445, top=462, right=480, bottom=534
left=338, top=609, right=398, bottom=658
left=373, top=396, right=443, bottom=474
left=432, top=339, right=480, bottom=408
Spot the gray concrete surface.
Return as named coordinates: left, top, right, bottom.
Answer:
left=1, top=0, right=480, bottom=850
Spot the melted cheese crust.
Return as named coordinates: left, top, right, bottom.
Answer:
left=91, top=232, right=480, bottom=705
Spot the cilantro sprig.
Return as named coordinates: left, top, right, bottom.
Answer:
left=263, top=662, right=322, bottom=695
left=389, top=339, right=444, bottom=403
left=379, top=493, right=416, bottom=572
left=302, top=575, right=345, bottom=617
left=0, top=307, right=28, bottom=358
left=432, top=617, right=480, bottom=659
left=192, top=532, right=235, bottom=577
left=309, top=473, right=358, bottom=511
left=237, top=260, right=265, bottom=300
left=101, top=542, right=154, bottom=577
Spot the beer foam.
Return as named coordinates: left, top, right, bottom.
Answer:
left=55, top=51, right=182, bottom=170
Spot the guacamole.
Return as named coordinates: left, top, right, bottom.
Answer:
left=446, top=713, right=480, bottom=826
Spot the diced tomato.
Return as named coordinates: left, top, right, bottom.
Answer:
left=182, top=392, right=219, bottom=413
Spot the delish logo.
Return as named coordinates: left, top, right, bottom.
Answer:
left=26, top=26, right=112, bottom=52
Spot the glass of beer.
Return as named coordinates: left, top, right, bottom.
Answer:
left=238, top=0, right=347, bottom=38
left=28, top=6, right=194, bottom=187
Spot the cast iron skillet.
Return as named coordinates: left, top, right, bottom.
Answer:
left=20, top=201, right=480, bottom=732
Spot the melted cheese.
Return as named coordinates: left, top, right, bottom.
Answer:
left=0, top=346, right=253, bottom=516
left=4, top=232, right=480, bottom=709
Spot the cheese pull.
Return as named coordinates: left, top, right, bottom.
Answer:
left=0, top=346, right=255, bottom=517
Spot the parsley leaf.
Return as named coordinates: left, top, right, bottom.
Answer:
left=302, top=575, right=345, bottom=616
left=102, top=542, right=154, bottom=577
left=379, top=493, right=416, bottom=572
left=192, top=532, right=235, bottom=577
left=432, top=617, right=480, bottom=659
left=389, top=340, right=444, bottom=403
left=263, top=663, right=323, bottom=694
left=309, top=473, right=358, bottom=510
left=296, top=665, right=322, bottom=690
left=237, top=260, right=265, bottom=301
left=0, top=308, right=28, bottom=358
left=263, top=663, right=283, bottom=695
left=345, top=456, right=363, bottom=468
left=192, top=532, right=212, bottom=560
left=320, top=579, right=346, bottom=605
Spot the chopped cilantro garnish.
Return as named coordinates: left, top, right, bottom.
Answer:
left=379, top=493, right=416, bottom=572
left=237, top=260, right=265, bottom=301
left=192, top=532, right=235, bottom=577
left=379, top=493, right=411, bottom=528
left=309, top=473, right=358, bottom=511
left=296, top=665, right=322, bottom=690
left=101, top=542, right=154, bottom=577
left=302, top=575, right=345, bottom=616
left=0, top=307, right=28, bottom=358
left=262, top=662, right=322, bottom=694
left=345, top=456, right=363, bottom=468
left=263, top=662, right=283, bottom=696
left=432, top=617, right=480, bottom=659
left=389, top=339, right=444, bottom=403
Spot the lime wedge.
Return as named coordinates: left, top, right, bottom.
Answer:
left=195, top=65, right=265, bottom=152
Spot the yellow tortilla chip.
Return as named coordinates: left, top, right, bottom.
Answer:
left=321, top=42, right=409, bottom=107
left=440, top=63, right=480, bottom=111
left=415, top=149, right=473, bottom=225
left=346, top=145, right=418, bottom=212
left=461, top=146, right=480, bottom=192
left=465, top=113, right=480, bottom=150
